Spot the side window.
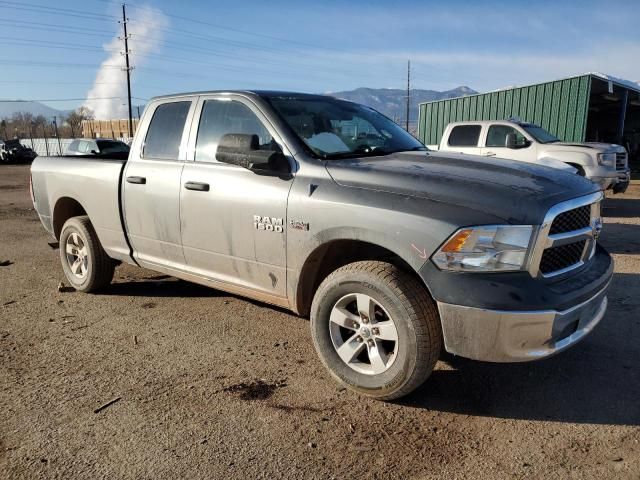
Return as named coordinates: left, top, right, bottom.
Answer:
left=68, top=140, right=79, bottom=152
left=448, top=125, right=481, bottom=147
left=78, top=140, right=91, bottom=153
left=486, top=125, right=527, bottom=147
left=143, top=101, right=191, bottom=159
left=195, top=100, right=277, bottom=163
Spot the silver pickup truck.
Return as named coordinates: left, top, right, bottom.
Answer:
left=30, top=91, right=613, bottom=400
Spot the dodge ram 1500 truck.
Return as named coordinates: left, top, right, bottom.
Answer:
left=30, top=91, right=613, bottom=400
left=433, top=120, right=630, bottom=193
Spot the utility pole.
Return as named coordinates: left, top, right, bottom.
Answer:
left=405, top=60, right=410, bottom=132
left=41, top=122, right=49, bottom=156
left=29, top=122, right=34, bottom=149
left=121, top=3, right=134, bottom=138
left=52, top=116, right=63, bottom=155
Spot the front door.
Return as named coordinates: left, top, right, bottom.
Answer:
left=122, top=99, right=194, bottom=269
left=481, top=124, right=535, bottom=161
left=180, top=96, right=293, bottom=297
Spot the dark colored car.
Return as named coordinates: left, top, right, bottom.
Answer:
left=1, top=139, right=37, bottom=164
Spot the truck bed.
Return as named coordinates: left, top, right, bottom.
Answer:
left=30, top=155, right=132, bottom=263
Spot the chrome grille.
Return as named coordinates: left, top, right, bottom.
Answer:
left=616, top=152, right=627, bottom=171
left=528, top=192, right=603, bottom=278
left=549, top=205, right=590, bottom=235
left=539, top=240, right=586, bottom=274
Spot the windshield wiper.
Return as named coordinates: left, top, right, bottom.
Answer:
left=322, top=149, right=391, bottom=160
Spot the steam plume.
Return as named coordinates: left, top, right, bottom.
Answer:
left=85, top=6, right=168, bottom=119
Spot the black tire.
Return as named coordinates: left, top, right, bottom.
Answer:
left=310, top=261, right=442, bottom=401
left=59, top=216, right=115, bottom=292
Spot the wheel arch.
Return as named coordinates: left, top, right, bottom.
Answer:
left=293, top=238, right=430, bottom=316
left=52, top=196, right=88, bottom=239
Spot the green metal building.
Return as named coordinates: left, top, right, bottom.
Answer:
left=418, top=73, right=640, bottom=170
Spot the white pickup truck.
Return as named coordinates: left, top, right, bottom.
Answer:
left=432, top=120, right=630, bottom=194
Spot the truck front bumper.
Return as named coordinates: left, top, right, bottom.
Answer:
left=591, top=169, right=630, bottom=193
left=437, top=283, right=609, bottom=362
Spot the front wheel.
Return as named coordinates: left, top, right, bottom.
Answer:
left=59, top=216, right=115, bottom=292
left=310, top=261, right=442, bottom=401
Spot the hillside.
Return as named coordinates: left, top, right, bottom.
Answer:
left=0, top=101, right=68, bottom=119
left=328, top=86, right=477, bottom=123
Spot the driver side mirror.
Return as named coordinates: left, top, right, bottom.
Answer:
left=216, top=133, right=290, bottom=174
left=505, top=133, right=530, bottom=149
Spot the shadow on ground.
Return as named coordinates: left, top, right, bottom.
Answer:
left=602, top=196, right=640, bottom=218
left=400, top=271, right=640, bottom=426
left=599, top=222, right=640, bottom=254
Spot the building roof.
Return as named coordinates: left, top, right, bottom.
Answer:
left=419, top=73, right=640, bottom=106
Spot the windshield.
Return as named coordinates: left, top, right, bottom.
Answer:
left=264, top=96, right=426, bottom=159
left=522, top=125, right=559, bottom=144
left=96, top=140, right=130, bottom=154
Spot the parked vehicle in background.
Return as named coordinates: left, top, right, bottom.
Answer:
left=30, top=91, right=613, bottom=400
left=0, top=139, right=37, bottom=164
left=433, top=120, right=630, bottom=193
left=66, top=138, right=130, bottom=158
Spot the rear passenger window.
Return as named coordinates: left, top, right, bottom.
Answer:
left=195, top=100, right=277, bottom=163
left=143, top=101, right=191, bottom=159
left=448, top=125, right=481, bottom=147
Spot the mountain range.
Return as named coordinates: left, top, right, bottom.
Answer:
left=0, top=101, right=70, bottom=120
left=328, top=86, right=477, bottom=123
left=0, top=86, right=478, bottom=123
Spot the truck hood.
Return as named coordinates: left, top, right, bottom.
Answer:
left=325, top=151, right=599, bottom=224
left=545, top=141, right=626, bottom=153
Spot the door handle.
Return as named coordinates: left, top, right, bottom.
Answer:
left=484, top=152, right=496, bottom=157
left=184, top=181, right=210, bottom=192
left=126, top=176, right=146, bottom=184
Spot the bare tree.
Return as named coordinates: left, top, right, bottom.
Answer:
left=66, top=106, right=94, bottom=138
left=11, top=112, right=35, bottom=138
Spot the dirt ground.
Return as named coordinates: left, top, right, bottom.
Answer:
left=1, top=164, right=639, bottom=479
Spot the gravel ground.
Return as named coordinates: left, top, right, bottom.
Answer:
left=1, top=164, right=639, bottom=479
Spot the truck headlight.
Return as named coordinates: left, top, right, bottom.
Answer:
left=432, top=225, right=534, bottom=272
left=597, top=153, right=615, bottom=167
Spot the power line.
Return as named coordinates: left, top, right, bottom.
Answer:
left=91, top=0, right=346, bottom=54
left=0, top=80, right=122, bottom=85
left=0, top=7, right=398, bottom=80
left=0, top=97, right=140, bottom=102
left=0, top=0, right=118, bottom=21
left=0, top=19, right=113, bottom=38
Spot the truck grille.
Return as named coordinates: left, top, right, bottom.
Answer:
left=549, top=205, right=590, bottom=235
left=529, top=192, right=602, bottom=278
left=539, top=240, right=586, bottom=274
left=616, top=152, right=627, bottom=171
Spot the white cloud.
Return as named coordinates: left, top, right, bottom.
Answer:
left=85, top=6, right=169, bottom=119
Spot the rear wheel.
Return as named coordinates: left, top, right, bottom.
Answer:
left=310, top=261, right=442, bottom=400
left=59, top=216, right=115, bottom=292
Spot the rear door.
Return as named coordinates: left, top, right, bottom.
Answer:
left=122, top=98, right=196, bottom=269
left=179, top=95, right=294, bottom=297
left=445, top=124, right=483, bottom=155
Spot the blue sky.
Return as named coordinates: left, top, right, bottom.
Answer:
left=1, top=0, right=639, bottom=114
